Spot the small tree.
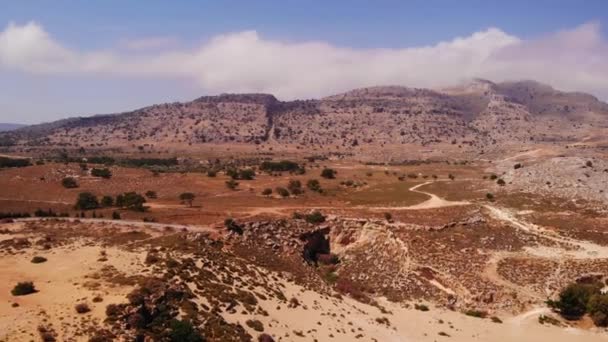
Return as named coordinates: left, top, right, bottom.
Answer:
left=448, top=174, right=455, bottom=181
left=307, top=179, right=322, bottom=193
left=226, top=179, right=239, bottom=190
left=61, top=177, right=79, bottom=189
left=118, top=192, right=147, bottom=211
left=239, top=169, right=256, bottom=180
left=91, top=168, right=112, bottom=179
left=145, top=190, right=157, bottom=199
left=275, top=187, right=289, bottom=197
left=75, top=192, right=99, bottom=210
left=486, top=193, right=495, bottom=201
left=497, top=179, right=506, bottom=186
left=287, top=179, right=303, bottom=195
left=321, top=168, right=337, bottom=179
left=305, top=211, right=326, bottom=224
left=11, top=281, right=37, bottom=296
left=206, top=170, right=217, bottom=177
left=261, top=188, right=273, bottom=197
left=112, top=211, right=121, bottom=220
left=384, top=212, right=393, bottom=222
left=179, top=192, right=196, bottom=207
left=101, top=195, right=114, bottom=207
left=169, top=319, right=203, bottom=342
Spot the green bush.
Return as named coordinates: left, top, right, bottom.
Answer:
left=321, top=168, right=336, bottom=179
left=287, top=179, right=303, bottom=195
left=306, top=179, right=322, bottom=193
left=116, top=192, right=147, bottom=211
left=31, top=256, right=47, bottom=264
left=305, top=211, right=326, bottom=224
left=61, top=177, right=79, bottom=189
left=261, top=188, right=272, bottom=196
left=75, top=192, right=99, bottom=210
left=145, top=190, right=157, bottom=199
left=275, top=187, right=289, bottom=197
left=225, top=179, right=239, bottom=190
left=11, top=282, right=37, bottom=296
left=179, top=192, right=196, bottom=207
left=91, top=168, right=112, bottom=179
left=548, top=282, right=602, bottom=320
left=101, top=195, right=114, bottom=207
left=260, top=160, right=301, bottom=173
left=169, top=319, right=203, bottom=342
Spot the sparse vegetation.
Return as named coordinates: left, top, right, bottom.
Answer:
left=91, top=168, right=112, bottom=179
left=306, top=179, right=322, bottom=193
left=31, top=256, right=47, bottom=264
left=275, top=187, right=289, bottom=197
left=11, top=281, right=37, bottom=296
left=261, top=188, right=273, bottom=196
left=61, top=177, right=79, bottom=189
left=226, top=179, right=239, bottom=190
left=179, top=192, right=196, bottom=207
left=116, top=192, right=147, bottom=211
left=321, top=168, right=337, bottom=179
left=75, top=192, right=99, bottom=210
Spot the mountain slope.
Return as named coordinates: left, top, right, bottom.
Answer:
left=1, top=80, right=607, bottom=157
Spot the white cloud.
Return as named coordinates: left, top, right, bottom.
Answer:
left=0, top=21, right=607, bottom=100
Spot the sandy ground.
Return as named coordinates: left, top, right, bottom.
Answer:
left=223, top=278, right=608, bottom=342
left=0, top=238, right=144, bottom=341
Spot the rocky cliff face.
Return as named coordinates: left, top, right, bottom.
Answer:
left=2, top=80, right=607, bottom=156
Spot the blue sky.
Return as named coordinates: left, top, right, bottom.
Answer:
left=1, top=0, right=607, bottom=124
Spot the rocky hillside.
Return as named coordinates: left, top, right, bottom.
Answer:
left=2, top=80, right=607, bottom=156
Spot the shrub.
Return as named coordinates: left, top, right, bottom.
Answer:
left=169, top=319, right=203, bottom=342
left=496, top=179, right=506, bottom=186
left=206, top=169, right=217, bottom=177
left=464, top=309, right=487, bottom=318
left=145, top=190, right=157, bottom=199
left=287, top=179, right=303, bottom=195
left=224, top=218, right=244, bottom=235
left=586, top=160, right=593, bottom=167
left=275, top=187, right=289, bottom=197
left=306, top=179, right=322, bottom=193
left=448, top=174, right=455, bottom=180
left=75, top=303, right=91, bottom=314
left=179, top=192, right=196, bottom=207
left=384, top=212, right=393, bottom=222
left=261, top=188, right=272, bottom=196
left=31, top=256, right=47, bottom=264
left=587, top=294, right=608, bottom=326
left=11, top=281, right=37, bottom=296
left=514, top=163, right=522, bottom=169
left=548, top=282, right=601, bottom=320
left=260, top=160, right=301, bottom=173
left=490, top=174, right=498, bottom=180
left=116, top=192, right=147, bottom=211
left=486, top=193, right=495, bottom=201
left=225, top=179, right=239, bottom=190
left=75, top=192, right=99, bottom=210
left=239, top=168, right=256, bottom=180
left=101, top=195, right=114, bottom=207
left=111, top=211, right=121, bottom=220
left=321, top=168, right=336, bottom=179
left=414, top=303, right=429, bottom=311
left=0, top=157, right=31, bottom=168
left=91, top=168, right=112, bottom=179
left=246, top=319, right=264, bottom=332
left=305, top=211, right=326, bottom=224
left=61, top=177, right=79, bottom=189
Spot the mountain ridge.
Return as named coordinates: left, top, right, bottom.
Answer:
left=2, top=80, right=607, bottom=158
